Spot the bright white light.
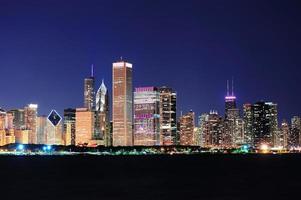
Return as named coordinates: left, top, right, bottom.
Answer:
left=260, top=144, right=269, bottom=151
left=17, top=144, right=24, bottom=151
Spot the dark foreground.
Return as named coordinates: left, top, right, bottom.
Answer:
left=0, top=154, right=300, bottom=200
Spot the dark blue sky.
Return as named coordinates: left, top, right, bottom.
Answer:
left=1, top=0, right=301, bottom=120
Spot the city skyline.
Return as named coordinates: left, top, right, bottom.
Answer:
left=1, top=1, right=301, bottom=120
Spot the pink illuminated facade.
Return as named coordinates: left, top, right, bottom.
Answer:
left=134, top=87, right=160, bottom=146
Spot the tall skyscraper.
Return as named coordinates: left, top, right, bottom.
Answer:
left=159, top=87, right=177, bottom=146
left=133, top=87, right=160, bottom=146
left=289, top=116, right=301, bottom=148
left=198, top=114, right=209, bottom=147
left=223, top=80, right=243, bottom=147
left=112, top=60, right=133, bottom=146
left=24, top=104, right=38, bottom=144
left=243, top=103, right=253, bottom=145
left=63, top=108, right=76, bottom=146
left=252, top=101, right=278, bottom=148
left=179, top=110, right=195, bottom=146
left=280, top=119, right=289, bottom=148
left=75, top=108, right=95, bottom=146
left=201, top=111, right=224, bottom=147
left=95, top=80, right=110, bottom=146
left=84, top=64, right=95, bottom=111
left=225, top=80, right=238, bottom=119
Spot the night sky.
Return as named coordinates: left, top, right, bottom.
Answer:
left=1, top=0, right=301, bottom=121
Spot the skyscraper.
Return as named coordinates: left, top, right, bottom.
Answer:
left=84, top=64, right=95, bottom=111
left=252, top=102, right=278, bottom=148
left=24, top=104, right=38, bottom=144
left=63, top=108, right=76, bottom=146
left=225, top=80, right=238, bottom=119
left=289, top=116, right=301, bottom=148
left=179, top=110, right=195, bottom=146
left=8, top=109, right=25, bottom=130
left=243, top=103, right=253, bottom=145
left=112, top=60, right=133, bottom=146
left=280, top=119, right=289, bottom=148
left=95, top=80, right=110, bottom=146
left=133, top=87, right=160, bottom=146
left=75, top=108, right=95, bottom=146
left=198, top=114, right=209, bottom=147
left=159, top=87, right=177, bottom=146
left=201, top=111, right=224, bottom=147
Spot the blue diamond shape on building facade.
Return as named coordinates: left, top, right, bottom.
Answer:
left=47, top=110, right=62, bottom=127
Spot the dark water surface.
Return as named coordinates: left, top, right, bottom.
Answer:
left=0, top=154, right=300, bottom=200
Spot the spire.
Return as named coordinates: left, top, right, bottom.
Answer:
left=227, top=80, right=229, bottom=96
left=91, top=64, right=94, bottom=77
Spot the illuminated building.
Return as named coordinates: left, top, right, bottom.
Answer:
left=0, top=109, right=6, bottom=146
left=112, top=60, right=133, bottom=146
left=15, top=130, right=30, bottom=144
left=0, top=130, right=5, bottom=146
left=0, top=109, right=15, bottom=146
left=45, top=110, right=63, bottom=145
left=0, top=109, right=6, bottom=130
left=252, top=101, right=278, bottom=148
left=223, top=80, right=244, bottom=147
left=8, top=109, right=25, bottom=130
left=289, top=116, right=301, bottom=148
left=63, top=108, right=76, bottom=146
left=75, top=108, right=95, bottom=146
left=84, top=64, right=95, bottom=111
left=37, top=116, right=47, bottom=144
left=198, top=114, right=209, bottom=147
left=159, top=86, right=177, bottom=145
left=24, top=104, right=38, bottom=144
left=225, top=80, right=238, bottom=119
left=243, top=103, right=253, bottom=145
left=201, top=111, right=224, bottom=147
left=134, top=87, right=160, bottom=146
left=279, top=119, right=289, bottom=148
left=95, top=80, right=110, bottom=146
left=179, top=110, right=195, bottom=146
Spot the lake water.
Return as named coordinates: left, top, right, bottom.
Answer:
left=0, top=154, right=300, bottom=200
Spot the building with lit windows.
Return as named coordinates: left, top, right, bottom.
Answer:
left=252, top=101, right=278, bottom=148
left=279, top=119, right=289, bottom=148
left=179, top=110, right=195, bottom=146
left=289, top=116, right=301, bottom=148
left=243, top=103, right=253, bottom=145
left=45, top=110, right=63, bottom=145
left=8, top=109, right=25, bottom=130
left=201, top=111, right=224, bottom=147
left=75, top=108, right=95, bottom=146
left=134, top=87, right=160, bottom=146
left=159, top=87, right=177, bottom=145
left=37, top=116, right=47, bottom=144
left=84, top=65, right=95, bottom=111
left=112, top=60, right=133, bottom=146
left=24, top=104, right=38, bottom=144
left=95, top=80, right=110, bottom=146
left=63, top=108, right=76, bottom=146
left=198, top=114, right=209, bottom=147
left=15, top=130, right=30, bottom=144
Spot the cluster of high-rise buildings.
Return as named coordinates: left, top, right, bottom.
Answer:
left=0, top=60, right=300, bottom=149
